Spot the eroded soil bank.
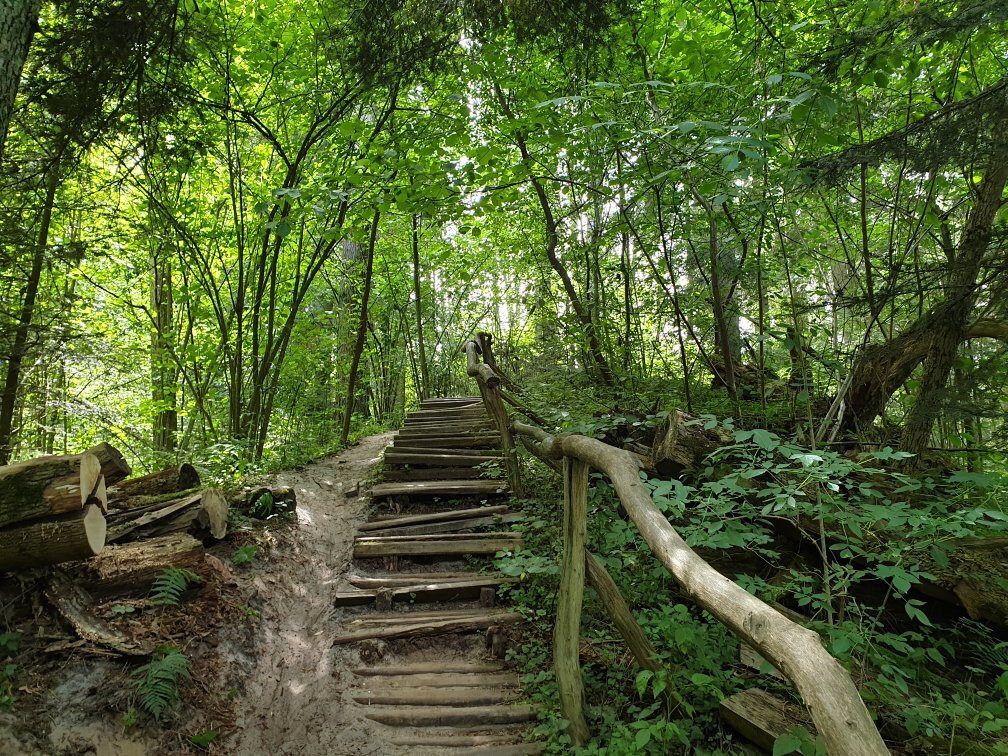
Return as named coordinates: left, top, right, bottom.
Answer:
left=0, top=433, right=395, bottom=756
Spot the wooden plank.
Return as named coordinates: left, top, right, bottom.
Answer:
left=384, top=451, right=502, bottom=467
left=370, top=480, right=509, bottom=498
left=334, top=577, right=513, bottom=607
left=383, top=468, right=486, bottom=481
left=363, top=704, right=534, bottom=727
left=348, top=572, right=485, bottom=587
left=333, top=610, right=521, bottom=644
left=353, top=662, right=507, bottom=676
left=740, top=643, right=784, bottom=680
left=356, top=531, right=518, bottom=542
left=353, top=537, right=521, bottom=558
left=719, top=688, right=815, bottom=752
left=392, top=445, right=503, bottom=457
left=388, top=734, right=526, bottom=747
left=352, top=685, right=518, bottom=706
left=363, top=513, right=523, bottom=536
left=353, top=672, right=519, bottom=688
left=555, top=458, right=590, bottom=745
left=406, top=409, right=489, bottom=421
left=393, top=435, right=501, bottom=448
left=361, top=504, right=510, bottom=530
left=396, top=423, right=495, bottom=435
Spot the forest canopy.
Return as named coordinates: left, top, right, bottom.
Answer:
left=0, top=0, right=1005, bottom=473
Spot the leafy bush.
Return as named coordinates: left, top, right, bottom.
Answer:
left=232, top=544, right=258, bottom=566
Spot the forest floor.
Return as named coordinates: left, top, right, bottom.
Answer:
left=0, top=431, right=417, bottom=756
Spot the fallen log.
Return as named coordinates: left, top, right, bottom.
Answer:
left=44, top=571, right=153, bottom=656
left=0, top=504, right=106, bottom=570
left=82, top=533, right=204, bottom=596
left=108, top=463, right=200, bottom=503
left=647, top=410, right=731, bottom=476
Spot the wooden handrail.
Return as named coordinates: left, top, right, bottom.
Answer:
left=465, top=340, right=889, bottom=755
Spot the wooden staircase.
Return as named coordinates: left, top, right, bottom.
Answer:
left=336, top=397, right=540, bottom=754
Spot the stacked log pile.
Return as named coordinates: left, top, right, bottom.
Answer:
left=0, top=443, right=131, bottom=570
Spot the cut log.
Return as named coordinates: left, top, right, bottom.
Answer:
left=0, top=448, right=108, bottom=528
left=107, top=490, right=227, bottom=543
left=370, top=480, right=509, bottom=499
left=333, top=609, right=520, bottom=644
left=388, top=734, right=526, bottom=747
left=647, top=410, right=732, bottom=476
left=44, top=572, right=153, bottom=656
left=108, top=463, right=200, bottom=502
left=363, top=704, right=534, bottom=727
left=353, top=536, right=521, bottom=558
left=719, top=688, right=815, bottom=752
left=82, top=533, right=204, bottom=596
left=88, top=442, right=133, bottom=485
left=0, top=504, right=106, bottom=570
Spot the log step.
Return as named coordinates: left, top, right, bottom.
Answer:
left=333, top=609, right=520, bottom=644
left=384, top=468, right=489, bottom=481
left=392, top=435, right=501, bottom=449
left=384, top=452, right=501, bottom=467
left=392, top=446, right=504, bottom=457
left=370, top=480, right=509, bottom=498
left=334, top=576, right=513, bottom=606
left=363, top=513, right=524, bottom=536
left=363, top=704, right=535, bottom=727
left=354, top=672, right=520, bottom=688
left=389, top=733, right=531, bottom=747
left=353, top=661, right=507, bottom=676
left=353, top=535, right=521, bottom=558
left=348, top=572, right=499, bottom=588
left=361, top=505, right=511, bottom=531
left=353, top=685, right=518, bottom=706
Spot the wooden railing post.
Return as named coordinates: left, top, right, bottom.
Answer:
left=556, top=456, right=590, bottom=745
left=464, top=339, right=523, bottom=497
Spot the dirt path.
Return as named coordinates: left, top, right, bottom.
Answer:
left=222, top=432, right=394, bottom=756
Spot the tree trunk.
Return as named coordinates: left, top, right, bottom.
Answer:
left=899, top=151, right=1008, bottom=454
left=411, top=214, right=430, bottom=400
left=108, top=463, right=200, bottom=503
left=0, top=0, right=40, bottom=161
left=0, top=155, right=60, bottom=463
left=150, top=245, right=177, bottom=451
left=340, top=209, right=381, bottom=446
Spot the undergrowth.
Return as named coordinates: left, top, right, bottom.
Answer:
left=496, top=413, right=1008, bottom=753
left=132, top=645, right=191, bottom=720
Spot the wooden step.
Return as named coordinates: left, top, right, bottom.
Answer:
left=384, top=451, right=502, bottom=467
left=370, top=480, right=509, bottom=499
left=352, top=685, right=518, bottom=706
left=389, top=734, right=530, bottom=747
left=406, top=409, right=489, bottom=421
left=419, top=397, right=481, bottom=405
left=360, top=505, right=511, bottom=531
left=353, top=662, right=508, bottom=676
left=719, top=688, right=815, bottom=752
left=353, top=671, right=519, bottom=688
left=364, top=513, right=524, bottom=536
left=392, top=446, right=503, bottom=457
left=384, top=468, right=488, bottom=481
left=348, top=572, right=498, bottom=588
left=363, top=704, right=535, bottom=727
left=396, top=422, right=496, bottom=434
left=353, top=535, right=521, bottom=558
left=334, top=576, right=513, bottom=606
left=333, top=609, right=521, bottom=644
left=392, top=435, right=501, bottom=449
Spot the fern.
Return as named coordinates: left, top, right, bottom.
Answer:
left=133, top=645, right=191, bottom=720
left=150, top=567, right=202, bottom=606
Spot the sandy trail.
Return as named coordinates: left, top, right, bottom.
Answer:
left=224, top=432, right=393, bottom=756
